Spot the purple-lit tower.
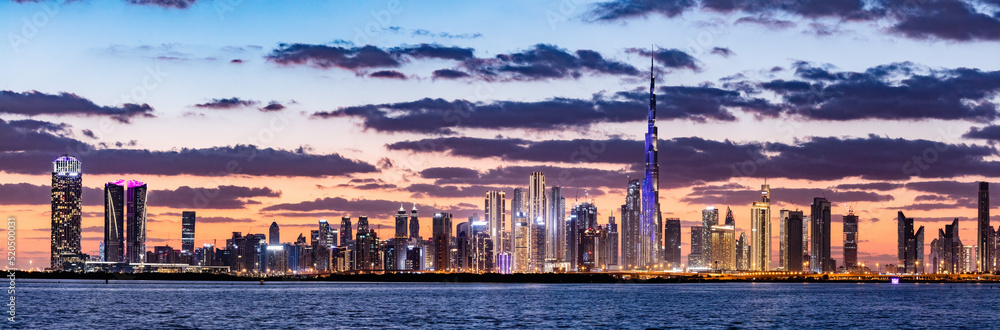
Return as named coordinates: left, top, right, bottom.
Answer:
left=125, top=180, right=148, bottom=264
left=639, top=60, right=662, bottom=268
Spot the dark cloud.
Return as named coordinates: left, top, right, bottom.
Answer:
left=5, top=119, right=70, bottom=134
left=889, top=0, right=1000, bottom=41
left=0, top=118, right=90, bottom=153
left=147, top=185, right=281, bottom=209
left=587, top=0, right=697, bottom=20
left=124, top=0, right=198, bottom=9
left=194, top=97, right=258, bottom=109
left=418, top=165, right=630, bottom=191
left=259, top=196, right=476, bottom=219
left=266, top=43, right=472, bottom=72
left=831, top=182, right=903, bottom=191
left=0, top=183, right=103, bottom=206
left=405, top=184, right=499, bottom=198
left=334, top=178, right=397, bottom=190
left=710, top=47, right=734, bottom=57
left=625, top=48, right=700, bottom=71
left=194, top=216, right=255, bottom=224
left=459, top=44, right=642, bottom=81
left=702, top=0, right=872, bottom=19
left=734, top=16, right=797, bottom=29
left=81, top=129, right=97, bottom=139
left=0, top=90, right=154, bottom=123
left=963, top=125, right=1000, bottom=141
left=432, top=69, right=470, bottom=80
left=762, top=62, right=1000, bottom=122
left=680, top=185, right=894, bottom=206
left=258, top=102, right=286, bottom=112
left=369, top=70, right=407, bottom=80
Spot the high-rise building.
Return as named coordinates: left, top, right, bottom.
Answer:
left=736, top=232, right=749, bottom=271
left=432, top=213, right=453, bottom=271
left=104, top=181, right=125, bottom=263
left=530, top=216, right=546, bottom=272
left=570, top=203, right=597, bottom=271
left=778, top=209, right=789, bottom=271
left=750, top=184, right=771, bottom=271
left=843, top=211, right=859, bottom=271
left=51, top=155, right=82, bottom=269
left=181, top=211, right=196, bottom=253
left=485, top=191, right=505, bottom=255
left=709, top=225, right=736, bottom=271
left=513, top=212, right=529, bottom=273
left=931, top=218, right=963, bottom=274
left=607, top=216, right=619, bottom=268
left=269, top=221, right=280, bottom=245
left=688, top=226, right=704, bottom=268
left=785, top=211, right=804, bottom=272
left=978, top=182, right=991, bottom=272
left=701, top=207, right=719, bottom=268
left=340, top=217, right=352, bottom=246
left=528, top=172, right=547, bottom=265
left=319, top=220, right=334, bottom=248
left=578, top=226, right=608, bottom=272
left=547, top=187, right=565, bottom=262
left=641, top=63, right=663, bottom=269
left=355, top=216, right=380, bottom=271
left=125, top=180, right=148, bottom=264
left=395, top=204, right=408, bottom=239
left=620, top=179, right=641, bottom=270
left=409, top=205, right=420, bottom=240
left=897, top=211, right=925, bottom=274
left=811, top=197, right=832, bottom=273
left=664, top=218, right=681, bottom=268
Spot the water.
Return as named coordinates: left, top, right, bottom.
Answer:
left=9, top=280, right=1000, bottom=328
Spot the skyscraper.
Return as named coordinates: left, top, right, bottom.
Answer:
left=785, top=211, right=804, bottom=272
left=432, top=213, right=453, bottom=271
left=269, top=221, right=280, bottom=245
left=811, top=197, right=832, bottom=273
left=664, top=218, right=681, bottom=268
left=547, top=187, right=565, bottom=262
left=528, top=172, right=547, bottom=264
left=125, top=180, right=148, bottom=264
left=621, top=179, right=641, bottom=269
left=709, top=224, right=735, bottom=271
left=607, top=216, right=619, bottom=268
left=340, top=217, right=352, bottom=247
left=688, top=226, right=704, bottom=268
left=750, top=184, right=771, bottom=271
left=736, top=232, right=749, bottom=271
left=570, top=203, right=597, bottom=271
left=409, top=205, right=420, bottom=240
left=51, top=155, right=82, bottom=269
left=640, top=63, right=662, bottom=269
left=355, top=216, right=380, bottom=271
left=932, top=218, right=963, bottom=274
left=485, top=191, right=505, bottom=256
left=701, top=207, right=719, bottom=268
left=843, top=211, right=859, bottom=272
left=897, top=211, right=925, bottom=274
left=513, top=212, right=529, bottom=273
left=181, top=211, right=196, bottom=253
left=319, top=220, right=333, bottom=248
left=104, top=181, right=125, bottom=263
left=778, top=209, right=789, bottom=271
left=395, top=204, right=408, bottom=239
left=978, top=182, right=991, bottom=272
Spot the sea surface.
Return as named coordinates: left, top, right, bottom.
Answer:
left=9, top=280, right=1000, bottom=328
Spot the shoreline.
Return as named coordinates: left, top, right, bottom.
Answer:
left=15, top=271, right=1000, bottom=284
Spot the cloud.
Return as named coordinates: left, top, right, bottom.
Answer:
left=459, top=44, right=642, bottom=81
left=680, top=185, right=894, bottom=206
left=124, top=0, right=198, bottom=9
left=587, top=0, right=697, bottom=21
left=963, top=125, right=1000, bottom=141
left=332, top=178, right=398, bottom=190
left=369, top=70, right=407, bottom=80
left=0, top=119, right=90, bottom=153
left=417, top=165, right=630, bottom=191
left=404, top=184, right=500, bottom=198
left=147, top=185, right=281, bottom=209
left=710, top=47, right=734, bottom=57
left=259, top=101, right=286, bottom=112
left=266, top=43, right=473, bottom=72
left=432, top=69, right=470, bottom=80
left=195, top=216, right=255, bottom=224
left=734, top=16, right=797, bottom=29
left=5, top=119, right=71, bottom=134
left=889, top=0, right=1000, bottom=41
left=194, top=97, right=259, bottom=109
left=0, top=90, right=154, bottom=123
left=831, top=182, right=903, bottom=191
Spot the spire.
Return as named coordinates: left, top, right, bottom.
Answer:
left=412, top=203, right=417, bottom=211
left=399, top=203, right=404, bottom=212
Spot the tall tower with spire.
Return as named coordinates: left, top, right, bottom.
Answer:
left=640, top=58, right=662, bottom=268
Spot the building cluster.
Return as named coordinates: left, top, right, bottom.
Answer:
left=43, top=66, right=1000, bottom=276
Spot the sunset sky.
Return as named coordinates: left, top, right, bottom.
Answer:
left=4, top=0, right=1000, bottom=270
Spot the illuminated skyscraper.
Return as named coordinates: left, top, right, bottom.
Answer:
left=709, top=224, right=735, bottom=271
left=750, top=184, right=771, bottom=271
left=355, top=216, right=380, bottom=271
left=607, top=216, right=619, bottom=268
left=513, top=212, right=529, bottom=273
left=409, top=205, right=420, bottom=240
left=843, top=211, right=859, bottom=271
left=528, top=172, right=547, bottom=265
left=621, top=179, right=641, bottom=269
left=778, top=209, right=789, bottom=271
left=181, top=211, right=196, bottom=253
left=395, top=204, right=408, bottom=239
left=340, top=217, right=352, bottom=246
left=640, top=63, right=662, bottom=268
left=811, top=197, right=833, bottom=273
left=269, top=221, right=280, bottom=245
left=432, top=213, right=452, bottom=271
left=701, top=207, right=719, bottom=268
left=485, top=191, right=505, bottom=255
left=688, top=226, right=704, bottom=268
left=736, top=232, right=749, bottom=271
left=978, top=182, right=991, bottom=272
left=570, top=202, right=597, bottom=271
left=319, top=220, right=334, bottom=248
left=125, top=180, right=148, bottom=264
left=664, top=219, right=681, bottom=268
left=104, top=180, right=125, bottom=263
left=51, top=155, right=82, bottom=269
left=547, top=187, right=565, bottom=262
left=897, top=211, right=925, bottom=274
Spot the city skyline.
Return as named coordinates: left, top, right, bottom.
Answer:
left=5, top=0, right=1000, bottom=270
